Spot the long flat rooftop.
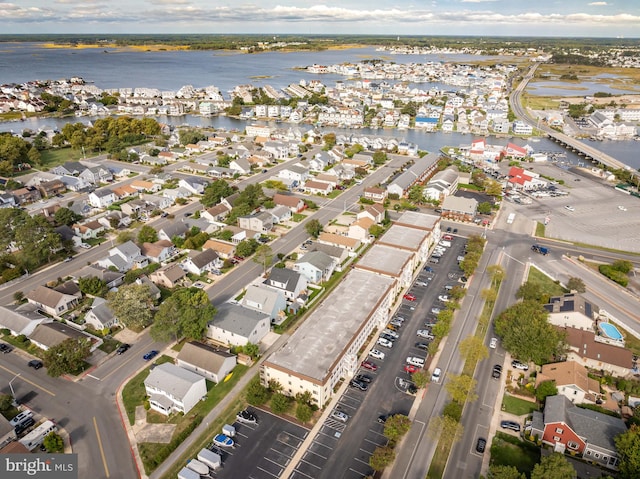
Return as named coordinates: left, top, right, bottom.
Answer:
left=265, top=269, right=395, bottom=382
left=356, top=244, right=412, bottom=277
left=395, top=211, right=440, bottom=231
left=378, top=224, right=430, bottom=251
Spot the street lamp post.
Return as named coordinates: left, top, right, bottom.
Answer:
left=9, top=373, right=21, bottom=405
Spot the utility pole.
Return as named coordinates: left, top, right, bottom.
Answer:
left=9, top=373, right=21, bottom=405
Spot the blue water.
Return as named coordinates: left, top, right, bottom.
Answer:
left=526, top=80, right=640, bottom=96
left=599, top=322, right=623, bottom=341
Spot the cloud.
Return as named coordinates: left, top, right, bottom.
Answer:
left=588, top=2, right=609, bottom=5
left=460, top=0, right=497, bottom=3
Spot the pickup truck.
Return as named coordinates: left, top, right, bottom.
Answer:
left=531, top=244, right=549, bottom=255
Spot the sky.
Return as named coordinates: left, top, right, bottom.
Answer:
left=1, top=0, right=639, bottom=37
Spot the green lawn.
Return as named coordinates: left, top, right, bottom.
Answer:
left=490, top=432, right=540, bottom=476
left=527, top=266, right=567, bottom=298
left=535, top=222, right=546, bottom=237
left=502, top=393, right=538, bottom=416
left=39, top=147, right=83, bottom=169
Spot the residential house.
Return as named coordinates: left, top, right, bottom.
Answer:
left=241, top=284, right=287, bottom=323
left=0, top=193, right=17, bottom=208
left=206, top=303, right=271, bottom=347
left=52, top=161, right=87, bottom=176
left=507, top=166, right=547, bottom=191
left=272, top=193, right=305, bottom=213
left=182, top=249, right=221, bottom=275
left=348, top=217, right=375, bottom=241
left=535, top=361, right=603, bottom=405
left=179, top=177, right=209, bottom=195
left=25, top=285, right=79, bottom=317
left=97, top=211, right=132, bottom=230
left=176, top=341, right=237, bottom=383
left=88, top=188, right=116, bottom=208
left=201, top=239, right=235, bottom=259
left=29, top=321, right=94, bottom=351
left=130, top=180, right=161, bottom=193
left=423, top=167, right=459, bottom=202
left=229, top=157, right=252, bottom=175
left=362, top=187, right=387, bottom=203
left=0, top=415, right=17, bottom=450
left=158, top=222, right=189, bottom=242
left=140, top=240, right=176, bottom=263
left=544, top=293, right=599, bottom=331
left=84, top=297, right=118, bottom=330
left=317, top=232, right=360, bottom=252
left=308, top=242, right=349, bottom=265
left=134, top=275, right=162, bottom=301
left=149, top=262, right=187, bottom=289
left=112, top=184, right=138, bottom=200
left=74, top=265, right=125, bottom=289
left=238, top=211, right=273, bottom=233
left=529, top=394, right=626, bottom=470
left=162, top=187, right=191, bottom=203
left=357, top=203, right=386, bottom=224
left=79, top=166, right=113, bottom=185
left=98, top=240, right=148, bottom=272
left=440, top=196, right=478, bottom=222
left=560, top=326, right=634, bottom=377
left=120, top=199, right=148, bottom=217
left=59, top=175, right=90, bottom=192
left=38, top=179, right=66, bottom=198
left=304, top=180, right=333, bottom=195
left=263, top=268, right=308, bottom=301
left=73, top=220, right=105, bottom=240
left=144, top=363, right=207, bottom=416
left=386, top=152, right=440, bottom=197
left=201, top=204, right=231, bottom=224
left=141, top=194, right=172, bottom=211
left=13, top=186, right=41, bottom=204
left=0, top=303, right=50, bottom=337
left=278, top=164, right=310, bottom=185
left=268, top=205, right=292, bottom=224
left=294, top=250, right=336, bottom=284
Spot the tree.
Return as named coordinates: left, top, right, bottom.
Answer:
left=137, top=225, right=158, bottom=244
left=296, top=402, right=313, bottom=423
left=445, top=374, right=478, bottom=403
left=42, top=432, right=64, bottom=453
left=107, top=283, right=155, bottom=332
left=369, top=445, right=395, bottom=471
left=201, top=179, right=234, bottom=208
left=566, top=277, right=586, bottom=293
left=242, top=342, right=260, bottom=359
left=14, top=214, right=61, bottom=268
left=481, top=287, right=498, bottom=303
left=530, top=453, right=576, bottom=479
left=322, top=132, right=336, bottom=149
left=383, top=414, right=411, bottom=443
left=536, top=380, right=558, bottom=403
left=270, top=392, right=291, bottom=414
left=151, top=288, right=216, bottom=342
left=494, top=300, right=565, bottom=365
left=44, top=338, right=92, bottom=377
left=236, top=238, right=258, bottom=258
left=78, top=276, right=108, bottom=297
left=487, top=264, right=506, bottom=283
left=484, top=179, right=503, bottom=196
left=408, top=185, right=425, bottom=204
left=412, top=371, right=429, bottom=388
left=246, top=377, right=270, bottom=406
left=253, top=245, right=274, bottom=274
left=116, top=231, right=134, bottom=244
left=459, top=336, right=489, bottom=365
left=516, top=281, right=544, bottom=302
left=372, top=151, right=388, bottom=165
left=305, top=219, right=323, bottom=238
left=477, top=201, right=493, bottom=215
left=369, top=224, right=385, bottom=238
left=488, top=465, right=526, bottom=479
left=615, top=424, right=640, bottom=479
left=427, top=415, right=464, bottom=447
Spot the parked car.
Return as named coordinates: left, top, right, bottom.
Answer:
left=28, top=359, right=43, bottom=370
left=377, top=337, right=393, bottom=349
left=424, top=266, right=435, bottom=273
left=380, top=333, right=396, bottom=343
left=331, top=410, right=349, bottom=423
left=511, top=360, right=529, bottom=370
left=383, top=329, right=399, bottom=339
left=492, top=364, right=503, bottom=379
left=79, top=243, right=91, bottom=249
left=489, top=337, right=498, bottom=349
left=417, top=330, right=434, bottom=340
left=0, top=343, right=13, bottom=353
left=565, top=205, right=575, bottom=212
left=377, top=414, right=389, bottom=424
left=355, top=374, right=372, bottom=383
left=361, top=360, right=378, bottom=371
left=404, top=364, right=419, bottom=374
left=116, top=343, right=130, bottom=355
left=369, top=349, right=385, bottom=360
left=415, top=342, right=430, bottom=351
left=236, top=409, right=258, bottom=425
left=431, top=307, right=441, bottom=315
left=500, top=420, right=521, bottom=432
left=437, top=295, right=450, bottom=302
left=476, top=437, right=487, bottom=453
left=349, top=379, right=368, bottom=391
left=403, top=293, right=416, bottom=301
left=429, top=258, right=439, bottom=264
left=143, top=350, right=159, bottom=361
left=9, top=411, right=34, bottom=428
left=14, top=417, right=35, bottom=435
left=415, top=280, right=428, bottom=287
left=406, top=356, right=425, bottom=367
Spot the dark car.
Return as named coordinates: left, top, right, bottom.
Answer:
left=377, top=414, right=389, bottom=424
left=424, top=266, right=435, bottom=273
left=14, top=417, right=35, bottom=435
left=446, top=226, right=452, bottom=232
left=492, top=364, right=503, bottom=379
left=355, top=374, right=372, bottom=383
left=143, top=350, right=159, bottom=361
left=349, top=379, right=368, bottom=391
left=415, top=342, right=430, bottom=351
left=0, top=343, right=13, bottom=353
left=500, top=420, right=521, bottom=432
left=28, top=359, right=43, bottom=370
left=476, top=437, right=487, bottom=453
left=116, top=343, right=131, bottom=355
left=453, top=228, right=458, bottom=234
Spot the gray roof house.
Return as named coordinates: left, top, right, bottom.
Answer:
left=263, top=268, right=308, bottom=301
left=84, top=297, right=118, bottom=330
left=98, top=240, right=148, bottom=272
left=241, top=284, right=287, bottom=323
left=529, top=394, right=627, bottom=470
left=52, top=161, right=87, bottom=176
left=25, top=285, right=79, bottom=318
left=441, top=195, right=478, bottom=221
left=158, top=222, right=190, bottom=242
left=176, top=341, right=237, bottom=383
left=144, top=363, right=207, bottom=416
left=206, top=303, right=270, bottom=347
left=183, top=249, right=221, bottom=276
left=0, top=303, right=50, bottom=336
left=386, top=152, right=440, bottom=197
left=294, top=250, right=336, bottom=284
left=29, top=321, right=95, bottom=351
left=75, top=265, right=124, bottom=289
left=238, top=211, right=273, bottom=233
left=179, top=177, right=209, bottom=195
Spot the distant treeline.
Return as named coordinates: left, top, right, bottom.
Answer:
left=1, top=34, right=639, bottom=53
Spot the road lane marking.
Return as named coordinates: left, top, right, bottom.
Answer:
left=93, top=416, right=110, bottom=478
left=0, top=364, right=56, bottom=397
left=86, top=374, right=100, bottom=381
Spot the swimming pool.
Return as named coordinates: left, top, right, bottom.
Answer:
left=599, top=322, right=623, bottom=341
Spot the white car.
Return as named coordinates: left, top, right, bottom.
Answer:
left=511, top=360, right=529, bottom=370
left=437, top=295, right=450, bottom=302
left=389, top=319, right=403, bottom=328
left=79, top=243, right=91, bottom=249
left=417, top=330, right=435, bottom=340
left=431, top=367, right=442, bottom=383
left=383, top=329, right=399, bottom=339
left=415, top=281, right=428, bottom=287
left=377, top=337, right=393, bottom=348
left=565, top=205, right=575, bottom=212
left=331, top=410, right=349, bottom=423
left=490, top=337, right=498, bottom=349
left=431, top=307, right=441, bottom=315
left=618, top=205, right=627, bottom=211
left=369, top=348, right=386, bottom=360
left=406, top=356, right=425, bottom=367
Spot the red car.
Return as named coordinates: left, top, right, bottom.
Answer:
left=404, top=364, right=419, bottom=374
left=361, top=360, right=378, bottom=371
left=403, top=294, right=416, bottom=301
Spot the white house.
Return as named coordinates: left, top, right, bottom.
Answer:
left=88, top=188, right=117, bottom=208
left=206, top=303, right=270, bottom=347
left=144, top=363, right=207, bottom=416
left=241, top=284, right=287, bottom=323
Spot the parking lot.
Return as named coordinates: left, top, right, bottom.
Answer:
left=289, top=234, right=469, bottom=479
left=210, top=407, right=309, bottom=479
